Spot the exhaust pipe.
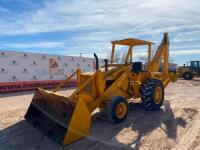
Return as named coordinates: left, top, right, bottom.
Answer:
left=94, top=53, right=99, bottom=70
left=104, top=59, right=109, bottom=71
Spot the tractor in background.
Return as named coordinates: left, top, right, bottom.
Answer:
left=177, top=61, right=200, bottom=80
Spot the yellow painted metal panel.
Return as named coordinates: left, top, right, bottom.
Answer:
left=63, top=99, right=91, bottom=145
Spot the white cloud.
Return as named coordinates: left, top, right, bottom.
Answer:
left=0, top=0, right=199, bottom=35
left=0, top=0, right=200, bottom=54
left=0, top=41, right=65, bottom=49
left=0, top=6, right=10, bottom=13
left=170, top=50, right=200, bottom=55
left=133, top=49, right=200, bottom=57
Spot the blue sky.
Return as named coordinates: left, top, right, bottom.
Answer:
left=0, top=0, right=200, bottom=65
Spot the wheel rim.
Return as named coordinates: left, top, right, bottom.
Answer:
left=116, top=102, right=127, bottom=119
left=154, top=86, right=162, bottom=104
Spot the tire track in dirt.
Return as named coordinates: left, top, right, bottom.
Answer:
left=175, top=113, right=200, bottom=150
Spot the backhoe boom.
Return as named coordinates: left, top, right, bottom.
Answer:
left=150, top=33, right=169, bottom=74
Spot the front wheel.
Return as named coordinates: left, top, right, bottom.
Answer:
left=141, top=78, right=164, bottom=110
left=106, top=96, right=129, bottom=124
left=183, top=72, right=193, bottom=80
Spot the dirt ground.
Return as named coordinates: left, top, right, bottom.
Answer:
left=0, top=79, right=200, bottom=150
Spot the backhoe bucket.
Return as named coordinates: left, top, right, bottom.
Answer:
left=25, top=88, right=91, bottom=145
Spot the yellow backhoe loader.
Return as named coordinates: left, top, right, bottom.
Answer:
left=25, top=33, right=177, bottom=145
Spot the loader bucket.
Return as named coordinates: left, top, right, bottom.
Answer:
left=25, top=88, right=91, bottom=145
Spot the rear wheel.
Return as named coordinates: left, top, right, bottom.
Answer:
left=107, top=96, right=129, bottom=123
left=141, top=78, right=164, bottom=110
left=183, top=72, right=193, bottom=80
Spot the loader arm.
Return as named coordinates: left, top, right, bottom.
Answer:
left=150, top=33, right=169, bottom=74
left=88, top=67, right=132, bottom=112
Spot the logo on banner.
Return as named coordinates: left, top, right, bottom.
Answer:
left=49, top=58, right=64, bottom=75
